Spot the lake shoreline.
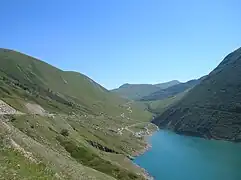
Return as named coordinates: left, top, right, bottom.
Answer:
left=132, top=124, right=159, bottom=157
left=131, top=124, right=159, bottom=180
left=132, top=129, right=241, bottom=180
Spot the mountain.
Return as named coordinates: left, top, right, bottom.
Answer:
left=140, top=78, right=203, bottom=101
left=0, top=48, right=121, bottom=115
left=111, top=80, right=180, bottom=100
left=0, top=48, right=153, bottom=180
left=155, top=80, right=180, bottom=89
left=152, top=47, right=241, bottom=142
left=111, top=84, right=161, bottom=100
left=145, top=89, right=190, bottom=115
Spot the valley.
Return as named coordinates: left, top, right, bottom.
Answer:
left=1, top=46, right=241, bottom=180
left=0, top=49, right=155, bottom=180
left=2, top=0, right=241, bottom=179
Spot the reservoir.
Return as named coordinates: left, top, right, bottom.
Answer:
left=133, top=130, right=241, bottom=180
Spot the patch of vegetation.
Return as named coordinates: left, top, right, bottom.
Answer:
left=60, top=129, right=69, bottom=137
left=0, top=146, right=55, bottom=180
left=9, top=107, right=147, bottom=179
left=147, top=89, right=189, bottom=115
left=3, top=114, right=17, bottom=122
left=56, top=136, right=142, bottom=180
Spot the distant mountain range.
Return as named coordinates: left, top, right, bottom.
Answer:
left=140, top=78, right=205, bottom=101
left=153, top=47, right=241, bottom=142
left=112, top=77, right=205, bottom=102
left=111, top=80, right=180, bottom=100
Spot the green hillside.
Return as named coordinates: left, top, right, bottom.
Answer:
left=153, top=47, right=241, bottom=142
left=146, top=89, right=190, bottom=114
left=111, top=83, right=161, bottom=100
left=155, top=80, right=180, bottom=89
left=0, top=48, right=154, bottom=180
left=141, top=78, right=202, bottom=101
left=111, top=80, right=180, bottom=100
left=1, top=49, right=120, bottom=114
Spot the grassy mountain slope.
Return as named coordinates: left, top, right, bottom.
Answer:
left=0, top=49, right=127, bottom=115
left=154, top=80, right=180, bottom=89
left=134, top=89, right=189, bottom=124
left=111, top=80, right=180, bottom=100
left=111, top=84, right=161, bottom=100
left=146, top=89, right=190, bottom=114
left=0, top=49, right=151, bottom=119
left=153, top=47, right=241, bottom=142
left=0, top=48, right=153, bottom=179
left=141, top=78, right=203, bottom=101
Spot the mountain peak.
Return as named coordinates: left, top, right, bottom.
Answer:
left=119, top=83, right=131, bottom=88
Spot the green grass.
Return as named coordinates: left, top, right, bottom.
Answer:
left=0, top=48, right=153, bottom=179
left=8, top=113, right=148, bottom=179
left=148, top=89, right=189, bottom=114
left=0, top=49, right=151, bottom=119
left=0, top=147, right=55, bottom=180
left=56, top=136, right=143, bottom=180
left=135, top=89, right=189, bottom=116
left=1, top=116, right=115, bottom=180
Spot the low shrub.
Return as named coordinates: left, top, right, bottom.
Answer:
left=60, top=129, right=69, bottom=137
left=56, top=136, right=141, bottom=180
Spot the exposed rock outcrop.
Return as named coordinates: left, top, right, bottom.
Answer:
left=0, top=100, right=17, bottom=114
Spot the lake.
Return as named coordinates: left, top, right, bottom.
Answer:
left=133, top=130, right=241, bottom=180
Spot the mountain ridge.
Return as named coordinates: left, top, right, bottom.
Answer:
left=112, top=80, right=181, bottom=100
left=152, top=47, right=241, bottom=142
left=140, top=77, right=205, bottom=101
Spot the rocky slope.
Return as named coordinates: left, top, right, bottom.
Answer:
left=153, top=47, right=241, bottom=142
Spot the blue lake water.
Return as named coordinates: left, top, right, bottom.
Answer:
left=133, top=130, right=241, bottom=180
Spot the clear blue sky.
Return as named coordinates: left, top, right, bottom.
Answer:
left=1, top=0, right=241, bottom=89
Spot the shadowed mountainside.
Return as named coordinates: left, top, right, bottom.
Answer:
left=153, top=47, right=241, bottom=142
left=140, top=77, right=205, bottom=101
